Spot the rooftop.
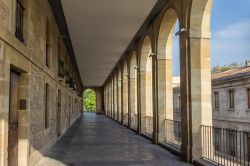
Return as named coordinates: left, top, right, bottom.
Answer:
left=212, top=60, right=250, bottom=82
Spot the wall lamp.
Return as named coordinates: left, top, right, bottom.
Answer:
left=134, top=66, right=139, bottom=70
left=175, top=28, right=187, bottom=36
left=149, top=52, right=155, bottom=58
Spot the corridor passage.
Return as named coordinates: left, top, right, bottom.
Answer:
left=37, top=113, right=191, bottom=166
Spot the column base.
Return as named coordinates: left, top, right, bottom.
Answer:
left=181, top=143, right=192, bottom=162
left=152, top=132, right=159, bottom=144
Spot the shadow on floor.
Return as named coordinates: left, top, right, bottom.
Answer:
left=36, top=113, right=192, bottom=166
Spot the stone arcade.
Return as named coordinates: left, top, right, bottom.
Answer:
left=0, top=0, right=230, bottom=165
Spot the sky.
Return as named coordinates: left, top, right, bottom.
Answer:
left=172, top=0, right=250, bottom=76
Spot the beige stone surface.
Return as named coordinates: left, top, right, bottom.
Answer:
left=104, top=0, right=214, bottom=163
left=0, top=1, right=82, bottom=166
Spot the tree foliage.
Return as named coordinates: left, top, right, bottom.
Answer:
left=211, top=62, right=241, bottom=74
left=83, top=89, right=96, bottom=112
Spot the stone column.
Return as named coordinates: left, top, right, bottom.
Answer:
left=118, top=78, right=122, bottom=123
left=109, top=83, right=111, bottom=117
left=129, top=76, right=137, bottom=129
left=152, top=52, right=158, bottom=144
left=137, top=67, right=141, bottom=135
left=116, top=76, right=119, bottom=122
left=121, top=77, right=124, bottom=124
left=139, top=70, right=146, bottom=134
left=114, top=81, right=117, bottom=121
left=111, top=79, right=114, bottom=119
left=127, top=74, right=131, bottom=128
left=180, top=29, right=212, bottom=162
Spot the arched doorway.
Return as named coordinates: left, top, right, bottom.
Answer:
left=83, top=89, right=96, bottom=112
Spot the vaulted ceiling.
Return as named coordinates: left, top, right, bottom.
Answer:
left=61, top=0, right=157, bottom=87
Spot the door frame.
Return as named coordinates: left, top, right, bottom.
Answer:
left=6, top=67, right=30, bottom=166
left=8, top=70, right=20, bottom=166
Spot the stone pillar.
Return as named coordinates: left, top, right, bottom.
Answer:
left=116, top=76, right=119, bottom=122
left=111, top=79, right=114, bottom=119
left=108, top=83, right=111, bottom=117
left=152, top=52, right=158, bottom=144
left=123, top=75, right=128, bottom=126
left=118, top=78, right=122, bottom=123
left=121, top=77, right=124, bottom=124
left=129, top=76, right=137, bottom=129
left=139, top=71, right=146, bottom=134
left=114, top=80, right=117, bottom=120
left=180, top=29, right=212, bottom=162
left=127, top=74, right=131, bottom=128
left=95, top=88, right=104, bottom=114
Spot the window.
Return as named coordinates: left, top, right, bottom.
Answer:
left=45, top=20, right=50, bottom=68
left=247, top=88, right=250, bottom=109
left=45, top=83, right=49, bottom=129
left=214, top=92, right=219, bottom=109
left=228, top=90, right=235, bottom=109
left=15, top=0, right=25, bottom=42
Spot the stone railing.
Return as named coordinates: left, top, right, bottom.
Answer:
left=164, top=119, right=181, bottom=148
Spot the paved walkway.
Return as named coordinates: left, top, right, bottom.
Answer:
left=37, top=113, right=191, bottom=166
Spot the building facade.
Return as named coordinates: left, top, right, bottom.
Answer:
left=0, top=0, right=83, bottom=166
left=173, top=61, right=250, bottom=163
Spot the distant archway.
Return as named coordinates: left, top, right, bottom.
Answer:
left=83, top=89, right=96, bottom=112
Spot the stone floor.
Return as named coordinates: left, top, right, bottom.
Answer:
left=36, top=113, right=191, bottom=166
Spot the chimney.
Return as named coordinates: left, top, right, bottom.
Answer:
left=245, top=60, right=250, bottom=67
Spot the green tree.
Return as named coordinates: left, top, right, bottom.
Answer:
left=211, top=62, right=241, bottom=74
left=83, top=89, right=96, bottom=112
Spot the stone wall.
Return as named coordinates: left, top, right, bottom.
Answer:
left=172, top=77, right=250, bottom=131
left=212, top=78, right=250, bottom=130
left=0, top=0, right=83, bottom=165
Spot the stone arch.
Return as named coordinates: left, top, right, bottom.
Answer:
left=157, top=8, right=179, bottom=60
left=129, top=51, right=138, bottom=130
left=181, top=0, right=213, bottom=161
left=83, top=87, right=104, bottom=114
left=83, top=88, right=96, bottom=112
left=156, top=8, right=180, bottom=143
left=122, top=61, right=129, bottom=125
left=189, top=0, right=213, bottom=38
left=139, top=35, right=153, bottom=136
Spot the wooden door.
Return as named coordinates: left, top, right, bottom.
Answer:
left=57, top=90, right=61, bottom=137
left=8, top=70, right=20, bottom=166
